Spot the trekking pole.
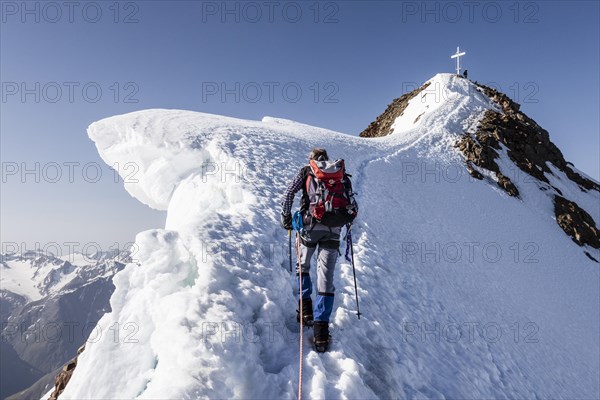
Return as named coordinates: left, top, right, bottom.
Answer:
left=291, top=212, right=305, bottom=400
left=345, top=224, right=362, bottom=320
left=288, top=230, right=292, bottom=273
left=296, top=231, right=304, bottom=400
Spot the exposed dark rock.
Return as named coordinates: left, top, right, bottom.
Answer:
left=454, top=82, right=599, bottom=250
left=47, top=345, right=85, bottom=400
left=472, top=82, right=599, bottom=193
left=497, top=173, right=520, bottom=197
left=456, top=83, right=600, bottom=196
left=465, top=162, right=484, bottom=180
left=455, top=133, right=520, bottom=197
left=359, top=82, right=431, bottom=138
left=554, top=196, right=600, bottom=250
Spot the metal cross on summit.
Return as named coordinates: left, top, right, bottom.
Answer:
left=450, top=46, right=466, bottom=76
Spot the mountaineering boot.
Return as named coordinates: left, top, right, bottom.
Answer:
left=296, top=298, right=314, bottom=326
left=313, top=321, right=330, bottom=352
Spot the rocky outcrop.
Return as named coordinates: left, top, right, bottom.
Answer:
left=471, top=83, right=599, bottom=193
left=455, top=133, right=520, bottom=197
left=47, top=345, right=85, bottom=400
left=359, top=82, right=431, bottom=138
left=554, top=196, right=600, bottom=250
left=456, top=82, right=600, bottom=251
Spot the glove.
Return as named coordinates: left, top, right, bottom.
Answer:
left=281, top=212, right=292, bottom=230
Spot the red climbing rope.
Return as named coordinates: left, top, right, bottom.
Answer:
left=295, top=233, right=304, bottom=400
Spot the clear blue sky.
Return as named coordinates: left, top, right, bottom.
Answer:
left=1, top=0, right=598, bottom=252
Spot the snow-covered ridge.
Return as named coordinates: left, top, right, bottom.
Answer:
left=88, top=74, right=495, bottom=212
left=88, top=110, right=360, bottom=211
left=390, top=73, right=496, bottom=138
left=59, top=74, right=599, bottom=399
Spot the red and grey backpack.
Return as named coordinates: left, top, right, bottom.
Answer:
left=303, top=159, right=358, bottom=227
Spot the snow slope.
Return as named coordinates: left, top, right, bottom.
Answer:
left=60, top=74, right=599, bottom=399
left=1, top=259, right=45, bottom=301
left=0, top=251, right=124, bottom=302
left=1, top=252, right=80, bottom=301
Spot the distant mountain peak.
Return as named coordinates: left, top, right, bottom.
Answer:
left=360, top=74, right=600, bottom=253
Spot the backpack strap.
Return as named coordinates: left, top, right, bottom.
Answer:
left=300, top=165, right=317, bottom=230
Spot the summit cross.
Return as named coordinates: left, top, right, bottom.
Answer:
left=450, top=46, right=466, bottom=76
